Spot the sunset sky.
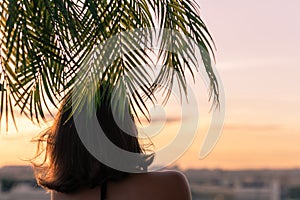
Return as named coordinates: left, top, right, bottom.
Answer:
left=0, top=0, right=300, bottom=170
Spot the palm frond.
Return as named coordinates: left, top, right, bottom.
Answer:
left=0, top=0, right=219, bottom=129
left=153, top=0, right=218, bottom=106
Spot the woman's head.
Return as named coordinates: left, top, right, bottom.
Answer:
left=32, top=90, right=152, bottom=193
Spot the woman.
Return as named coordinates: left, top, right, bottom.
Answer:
left=32, top=90, right=191, bottom=200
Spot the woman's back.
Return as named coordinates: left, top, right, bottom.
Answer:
left=33, top=90, right=192, bottom=200
left=51, top=171, right=191, bottom=200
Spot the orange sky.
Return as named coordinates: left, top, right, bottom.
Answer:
left=0, top=0, right=300, bottom=169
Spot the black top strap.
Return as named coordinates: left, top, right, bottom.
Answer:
left=100, top=181, right=107, bottom=200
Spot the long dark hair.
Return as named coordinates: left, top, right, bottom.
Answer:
left=32, top=90, right=153, bottom=193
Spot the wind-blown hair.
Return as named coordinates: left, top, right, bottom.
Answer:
left=32, top=91, right=153, bottom=193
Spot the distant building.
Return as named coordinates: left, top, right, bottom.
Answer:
left=0, top=183, right=49, bottom=200
left=233, top=179, right=280, bottom=200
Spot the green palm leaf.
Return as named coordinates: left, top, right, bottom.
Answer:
left=0, top=0, right=219, bottom=129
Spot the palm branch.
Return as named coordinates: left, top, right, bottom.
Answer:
left=0, top=0, right=219, bottom=129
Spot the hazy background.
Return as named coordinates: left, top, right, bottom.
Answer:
left=0, top=0, right=300, bottom=170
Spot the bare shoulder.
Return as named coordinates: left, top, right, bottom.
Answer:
left=129, top=170, right=191, bottom=200
left=51, top=171, right=191, bottom=200
left=147, top=170, right=190, bottom=186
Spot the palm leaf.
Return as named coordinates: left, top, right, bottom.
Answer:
left=0, top=0, right=219, bottom=129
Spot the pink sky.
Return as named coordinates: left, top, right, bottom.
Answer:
left=184, top=0, right=300, bottom=169
left=0, top=0, right=300, bottom=169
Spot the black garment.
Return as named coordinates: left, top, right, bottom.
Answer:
left=101, top=181, right=107, bottom=200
